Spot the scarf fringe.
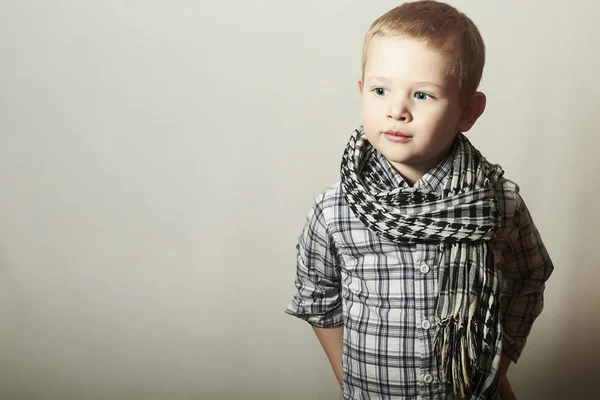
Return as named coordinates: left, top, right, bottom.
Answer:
left=434, top=315, right=484, bottom=398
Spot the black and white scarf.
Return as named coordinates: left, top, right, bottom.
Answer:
left=340, top=126, right=504, bottom=398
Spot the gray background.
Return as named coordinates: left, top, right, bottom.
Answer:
left=1, top=0, right=598, bottom=399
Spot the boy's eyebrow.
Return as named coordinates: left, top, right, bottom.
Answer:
left=414, top=81, right=445, bottom=89
left=365, top=76, right=390, bottom=83
left=365, top=76, right=445, bottom=89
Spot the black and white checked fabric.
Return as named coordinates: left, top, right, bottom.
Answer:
left=341, top=127, right=503, bottom=398
left=340, top=127, right=503, bottom=243
left=286, top=133, right=554, bottom=399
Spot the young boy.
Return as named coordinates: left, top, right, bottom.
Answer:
left=286, top=1, right=553, bottom=399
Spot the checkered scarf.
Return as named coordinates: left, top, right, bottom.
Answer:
left=340, top=126, right=504, bottom=398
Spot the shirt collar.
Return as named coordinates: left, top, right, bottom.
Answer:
left=374, top=145, right=456, bottom=192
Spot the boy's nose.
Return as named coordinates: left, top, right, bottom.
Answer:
left=388, top=102, right=411, bottom=122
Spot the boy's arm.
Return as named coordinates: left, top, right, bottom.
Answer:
left=286, top=192, right=345, bottom=381
left=498, top=192, right=554, bottom=364
left=286, top=193, right=343, bottom=327
left=313, top=326, right=344, bottom=387
left=499, top=353, right=512, bottom=375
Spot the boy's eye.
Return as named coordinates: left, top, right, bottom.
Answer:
left=374, top=88, right=388, bottom=96
left=414, top=92, right=431, bottom=100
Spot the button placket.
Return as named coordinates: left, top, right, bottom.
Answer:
left=414, top=244, right=439, bottom=397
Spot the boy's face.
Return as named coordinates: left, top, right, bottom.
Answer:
left=359, top=36, right=479, bottom=184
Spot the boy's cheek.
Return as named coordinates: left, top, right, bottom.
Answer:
left=362, top=105, right=383, bottom=119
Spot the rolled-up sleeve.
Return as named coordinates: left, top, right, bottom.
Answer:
left=498, top=193, right=554, bottom=362
left=285, top=194, right=343, bottom=328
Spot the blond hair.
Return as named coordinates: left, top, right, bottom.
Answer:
left=362, top=1, right=485, bottom=100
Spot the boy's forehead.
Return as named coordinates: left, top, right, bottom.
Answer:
left=364, top=36, right=452, bottom=85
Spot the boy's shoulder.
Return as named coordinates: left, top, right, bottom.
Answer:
left=301, top=181, right=348, bottom=228
left=314, top=181, right=343, bottom=200
left=494, top=175, right=521, bottom=202
left=308, top=181, right=344, bottom=214
left=492, top=175, right=525, bottom=241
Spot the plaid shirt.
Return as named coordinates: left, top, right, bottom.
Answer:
left=286, top=149, right=554, bottom=399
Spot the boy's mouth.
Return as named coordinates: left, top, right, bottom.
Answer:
left=384, top=130, right=413, bottom=143
left=384, top=130, right=412, bottom=138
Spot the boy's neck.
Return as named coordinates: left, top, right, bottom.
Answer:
left=394, top=166, right=425, bottom=187
left=388, top=145, right=455, bottom=187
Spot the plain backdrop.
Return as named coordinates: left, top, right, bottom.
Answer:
left=1, top=1, right=599, bottom=399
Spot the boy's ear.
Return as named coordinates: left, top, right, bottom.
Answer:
left=456, top=92, right=486, bottom=132
left=358, top=80, right=364, bottom=96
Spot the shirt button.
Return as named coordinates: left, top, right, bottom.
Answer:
left=423, top=373, right=433, bottom=384
left=420, top=263, right=430, bottom=274
left=421, top=320, right=431, bottom=330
